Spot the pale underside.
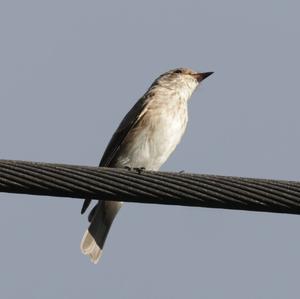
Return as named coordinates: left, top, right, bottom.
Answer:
left=81, top=73, right=196, bottom=263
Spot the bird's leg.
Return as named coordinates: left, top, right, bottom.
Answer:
left=179, top=170, right=185, bottom=174
left=124, top=166, right=132, bottom=171
left=133, top=167, right=146, bottom=174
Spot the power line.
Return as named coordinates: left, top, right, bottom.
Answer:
left=1, top=159, right=300, bottom=215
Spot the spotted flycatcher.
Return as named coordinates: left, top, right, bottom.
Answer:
left=80, top=68, right=213, bottom=263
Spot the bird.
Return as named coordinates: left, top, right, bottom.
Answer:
left=80, top=68, right=213, bottom=263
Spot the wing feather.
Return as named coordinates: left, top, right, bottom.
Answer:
left=81, top=94, right=150, bottom=214
left=99, top=95, right=150, bottom=167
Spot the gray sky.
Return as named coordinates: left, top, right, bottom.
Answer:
left=1, top=0, right=300, bottom=298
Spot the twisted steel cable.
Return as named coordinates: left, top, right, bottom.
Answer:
left=1, top=159, right=300, bottom=215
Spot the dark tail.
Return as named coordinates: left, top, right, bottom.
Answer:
left=80, top=200, right=122, bottom=263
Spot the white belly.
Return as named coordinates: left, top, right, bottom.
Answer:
left=114, top=106, right=187, bottom=170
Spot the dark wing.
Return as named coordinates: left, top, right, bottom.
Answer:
left=99, top=95, right=150, bottom=166
left=81, top=95, right=150, bottom=214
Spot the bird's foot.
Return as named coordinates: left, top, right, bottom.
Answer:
left=133, top=167, right=145, bottom=174
left=124, top=166, right=132, bottom=171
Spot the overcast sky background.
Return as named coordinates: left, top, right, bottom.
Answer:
left=1, top=0, right=300, bottom=298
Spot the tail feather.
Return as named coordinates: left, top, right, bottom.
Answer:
left=81, top=199, right=92, bottom=214
left=80, top=230, right=102, bottom=264
left=80, top=200, right=122, bottom=264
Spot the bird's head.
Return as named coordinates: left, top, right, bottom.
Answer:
left=151, top=68, right=213, bottom=101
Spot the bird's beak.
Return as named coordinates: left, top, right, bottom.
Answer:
left=194, top=72, right=214, bottom=82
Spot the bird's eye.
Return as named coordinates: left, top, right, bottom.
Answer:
left=174, top=70, right=182, bottom=74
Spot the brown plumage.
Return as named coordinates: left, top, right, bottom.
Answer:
left=80, top=68, right=213, bottom=263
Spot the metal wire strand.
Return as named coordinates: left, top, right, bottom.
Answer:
left=1, top=159, right=300, bottom=215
